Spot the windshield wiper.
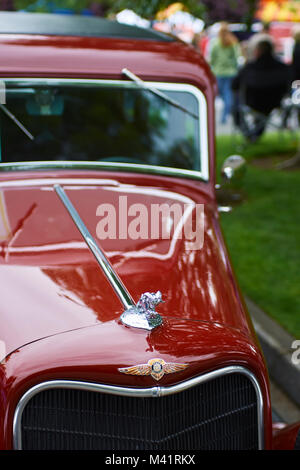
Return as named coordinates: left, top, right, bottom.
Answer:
left=0, top=103, right=34, bottom=141
left=122, top=68, right=199, bottom=120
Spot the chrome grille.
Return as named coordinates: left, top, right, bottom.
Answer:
left=17, top=371, right=261, bottom=450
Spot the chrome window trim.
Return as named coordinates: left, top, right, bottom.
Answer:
left=13, top=365, right=264, bottom=450
left=0, top=78, right=209, bottom=182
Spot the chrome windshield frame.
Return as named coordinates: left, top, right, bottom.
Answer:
left=0, top=78, right=209, bottom=182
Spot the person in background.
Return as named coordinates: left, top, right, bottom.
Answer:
left=209, top=22, right=240, bottom=124
left=193, top=28, right=210, bottom=60
left=292, top=28, right=300, bottom=81
left=232, top=40, right=291, bottom=141
left=247, top=22, right=274, bottom=61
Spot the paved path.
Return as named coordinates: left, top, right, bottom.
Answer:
left=215, top=97, right=233, bottom=136
left=245, top=297, right=300, bottom=424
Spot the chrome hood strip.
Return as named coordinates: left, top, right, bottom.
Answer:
left=13, top=366, right=265, bottom=450
left=55, top=184, right=163, bottom=331
left=54, top=184, right=135, bottom=311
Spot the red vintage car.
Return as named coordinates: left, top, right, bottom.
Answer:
left=0, top=11, right=298, bottom=451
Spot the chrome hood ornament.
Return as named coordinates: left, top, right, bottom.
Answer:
left=120, top=291, right=163, bottom=331
left=119, top=358, right=188, bottom=381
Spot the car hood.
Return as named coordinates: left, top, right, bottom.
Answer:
left=0, top=172, right=254, bottom=360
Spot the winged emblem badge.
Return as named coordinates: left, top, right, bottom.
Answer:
left=118, top=358, right=189, bottom=381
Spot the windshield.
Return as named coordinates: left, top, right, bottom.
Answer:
left=0, top=79, right=208, bottom=178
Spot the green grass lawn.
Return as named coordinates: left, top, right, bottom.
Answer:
left=216, top=131, right=300, bottom=338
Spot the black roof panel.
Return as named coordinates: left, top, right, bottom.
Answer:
left=0, top=11, right=174, bottom=41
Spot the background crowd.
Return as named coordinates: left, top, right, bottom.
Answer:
left=197, top=21, right=300, bottom=140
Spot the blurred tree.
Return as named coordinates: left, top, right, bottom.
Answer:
left=202, top=0, right=260, bottom=25
left=11, top=0, right=208, bottom=22
left=12, top=0, right=260, bottom=26
left=14, top=0, right=87, bottom=12
left=243, top=0, right=259, bottom=28
left=0, top=0, right=15, bottom=10
left=105, top=0, right=206, bottom=19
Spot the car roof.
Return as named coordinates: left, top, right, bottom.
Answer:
left=0, top=11, right=216, bottom=100
left=0, top=11, right=174, bottom=42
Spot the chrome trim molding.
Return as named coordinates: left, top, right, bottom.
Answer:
left=13, top=366, right=265, bottom=450
left=54, top=184, right=135, bottom=311
left=0, top=160, right=207, bottom=181
left=54, top=184, right=163, bottom=330
left=0, top=177, right=120, bottom=188
left=0, top=78, right=209, bottom=182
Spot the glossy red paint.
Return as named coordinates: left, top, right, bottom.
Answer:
left=272, top=422, right=300, bottom=450
left=0, top=35, right=214, bottom=86
left=0, top=171, right=253, bottom=356
left=0, top=169, right=273, bottom=448
left=0, top=19, right=294, bottom=450
left=0, top=317, right=273, bottom=449
left=0, top=34, right=217, bottom=188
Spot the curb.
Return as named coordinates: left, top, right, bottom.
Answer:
left=246, top=297, right=300, bottom=409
